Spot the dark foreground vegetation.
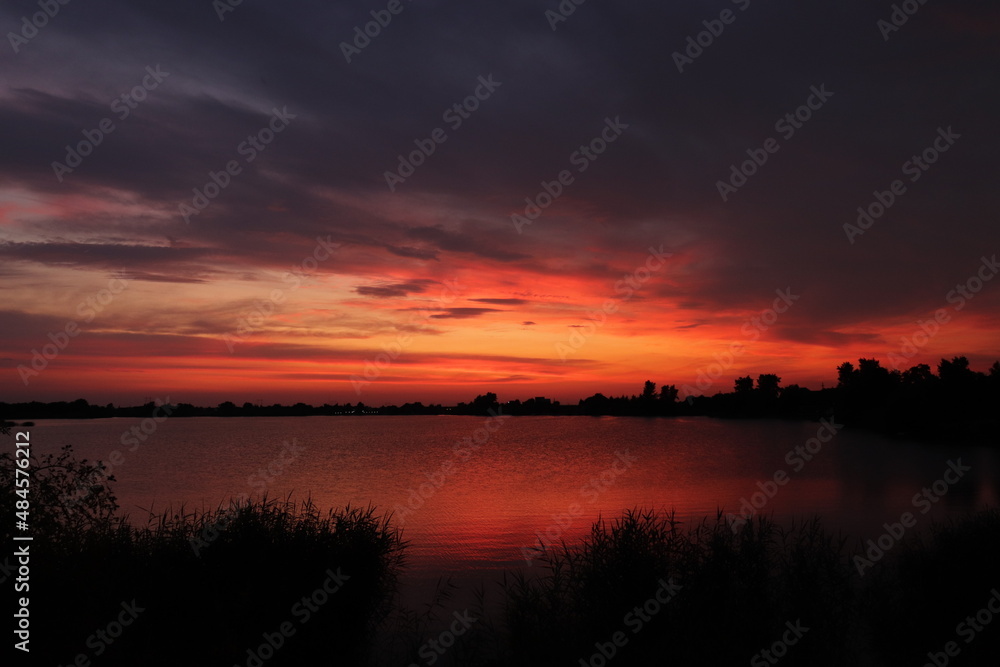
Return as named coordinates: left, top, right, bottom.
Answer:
left=2, top=444, right=999, bottom=666
left=2, top=445, right=403, bottom=666
left=3, top=356, right=999, bottom=443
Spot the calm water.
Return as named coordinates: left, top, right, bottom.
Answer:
left=23, top=416, right=1000, bottom=589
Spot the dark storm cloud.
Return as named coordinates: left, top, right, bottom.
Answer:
left=1, top=0, right=998, bottom=336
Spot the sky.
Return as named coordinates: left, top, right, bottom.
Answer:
left=1, top=0, right=998, bottom=406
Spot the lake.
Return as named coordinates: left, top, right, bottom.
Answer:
left=23, top=415, right=999, bottom=603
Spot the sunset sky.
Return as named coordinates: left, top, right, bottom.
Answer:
left=2, top=0, right=998, bottom=405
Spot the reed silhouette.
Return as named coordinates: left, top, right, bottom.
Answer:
left=2, top=444, right=998, bottom=665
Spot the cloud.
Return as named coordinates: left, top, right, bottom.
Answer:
left=775, top=329, right=886, bottom=348
left=355, top=280, right=435, bottom=298
left=0, top=241, right=217, bottom=268
left=0, top=0, right=997, bottom=403
left=405, top=226, right=530, bottom=262
left=470, top=298, right=529, bottom=305
left=385, top=245, right=440, bottom=260
left=429, top=308, right=501, bottom=319
left=122, top=271, right=210, bottom=284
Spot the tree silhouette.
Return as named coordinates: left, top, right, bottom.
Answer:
left=3, top=356, right=998, bottom=439
left=642, top=380, right=657, bottom=401
left=756, top=374, right=782, bottom=401
left=902, top=364, right=935, bottom=387
left=836, top=361, right=856, bottom=389
left=938, top=356, right=974, bottom=386
left=469, top=393, right=499, bottom=415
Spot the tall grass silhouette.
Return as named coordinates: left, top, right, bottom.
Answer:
left=1, top=446, right=404, bottom=665
left=3, top=445, right=997, bottom=665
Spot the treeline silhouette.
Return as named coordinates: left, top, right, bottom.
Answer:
left=4, top=356, right=998, bottom=441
